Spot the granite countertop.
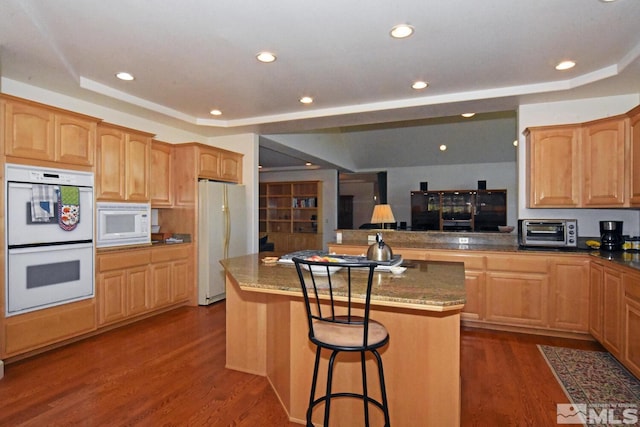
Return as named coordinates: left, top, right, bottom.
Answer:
left=220, top=254, right=466, bottom=312
left=331, top=239, right=640, bottom=272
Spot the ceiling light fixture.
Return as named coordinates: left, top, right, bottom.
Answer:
left=439, top=144, right=447, bottom=151
left=115, top=72, right=135, bottom=81
left=209, top=109, right=222, bottom=116
left=256, top=51, right=277, bottom=63
left=555, top=60, right=576, bottom=71
left=305, top=162, right=312, bottom=166
left=299, top=96, right=313, bottom=104
left=513, top=140, right=519, bottom=147
left=412, top=81, right=428, bottom=90
left=390, top=24, right=414, bottom=39
left=461, top=113, right=475, bottom=118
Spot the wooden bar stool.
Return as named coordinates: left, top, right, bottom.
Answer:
left=293, top=257, right=391, bottom=427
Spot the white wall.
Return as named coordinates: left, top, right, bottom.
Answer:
left=518, top=94, right=640, bottom=237
left=340, top=181, right=376, bottom=229
left=260, top=169, right=338, bottom=250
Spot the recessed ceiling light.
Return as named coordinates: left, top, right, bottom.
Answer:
left=461, top=113, right=475, bottom=118
left=115, top=72, right=134, bottom=81
left=390, top=24, right=414, bottom=39
left=256, top=51, right=277, bottom=63
left=555, top=60, right=576, bottom=71
left=412, top=81, right=428, bottom=90
left=599, top=0, right=616, bottom=2
left=258, top=165, right=263, bottom=169
left=439, top=144, right=447, bottom=151
left=513, top=140, right=519, bottom=147
left=209, top=109, right=222, bottom=116
left=305, top=162, right=312, bottom=166
left=299, top=96, right=313, bottom=104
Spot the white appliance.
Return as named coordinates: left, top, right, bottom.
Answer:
left=96, top=202, right=151, bottom=248
left=5, top=164, right=94, bottom=316
left=198, top=180, right=248, bottom=305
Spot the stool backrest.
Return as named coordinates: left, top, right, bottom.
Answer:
left=292, top=257, right=378, bottom=347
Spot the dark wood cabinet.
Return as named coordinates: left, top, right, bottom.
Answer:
left=411, top=189, right=506, bottom=232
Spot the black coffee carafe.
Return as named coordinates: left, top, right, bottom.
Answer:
left=600, top=221, right=624, bottom=251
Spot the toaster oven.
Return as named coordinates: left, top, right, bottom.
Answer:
left=518, top=219, right=578, bottom=248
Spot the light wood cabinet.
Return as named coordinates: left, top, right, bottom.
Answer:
left=589, top=261, right=604, bottom=341
left=151, top=245, right=192, bottom=306
left=524, top=125, right=581, bottom=207
left=150, top=140, right=174, bottom=207
left=485, top=271, right=549, bottom=327
left=96, top=123, right=152, bottom=201
left=628, top=105, right=640, bottom=206
left=582, top=117, right=626, bottom=207
left=2, top=299, right=96, bottom=358
left=623, top=271, right=640, bottom=378
left=97, top=245, right=191, bottom=326
left=97, top=250, right=151, bottom=325
left=525, top=106, right=640, bottom=208
left=198, top=146, right=243, bottom=182
left=549, top=258, right=590, bottom=332
left=603, top=266, right=624, bottom=358
left=424, top=251, right=485, bottom=320
left=260, top=181, right=323, bottom=252
left=2, top=94, right=98, bottom=168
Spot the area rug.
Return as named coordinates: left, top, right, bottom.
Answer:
left=539, top=345, right=640, bottom=422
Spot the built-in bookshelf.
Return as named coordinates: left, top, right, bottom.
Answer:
left=259, top=181, right=322, bottom=251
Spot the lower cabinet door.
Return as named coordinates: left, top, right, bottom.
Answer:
left=485, top=272, right=548, bottom=327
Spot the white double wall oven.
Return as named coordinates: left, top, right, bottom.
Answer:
left=5, top=164, right=95, bottom=316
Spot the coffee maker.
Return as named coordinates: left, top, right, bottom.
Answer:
left=600, top=221, right=624, bottom=251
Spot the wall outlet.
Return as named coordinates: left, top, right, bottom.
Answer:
left=458, top=237, right=469, bottom=244
left=368, top=235, right=377, bottom=243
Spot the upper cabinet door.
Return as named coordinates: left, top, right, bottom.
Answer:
left=97, top=126, right=126, bottom=200
left=198, top=148, right=221, bottom=180
left=582, top=117, right=626, bottom=207
left=2, top=95, right=98, bottom=167
left=4, top=99, right=56, bottom=161
left=125, top=132, right=151, bottom=201
left=96, top=123, right=152, bottom=202
left=628, top=106, right=640, bottom=206
left=150, top=140, right=174, bottom=207
left=525, top=125, right=581, bottom=208
left=56, top=113, right=96, bottom=166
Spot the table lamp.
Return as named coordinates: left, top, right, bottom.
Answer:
left=371, top=204, right=396, bottom=229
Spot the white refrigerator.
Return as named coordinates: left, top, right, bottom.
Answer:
left=198, top=180, right=248, bottom=305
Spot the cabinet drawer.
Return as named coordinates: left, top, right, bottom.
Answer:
left=486, top=254, right=548, bottom=273
left=425, top=251, right=484, bottom=270
left=4, top=300, right=96, bottom=357
left=151, top=245, right=190, bottom=262
left=98, top=249, right=151, bottom=271
left=624, top=272, right=640, bottom=301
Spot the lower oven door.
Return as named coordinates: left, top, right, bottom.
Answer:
left=6, top=242, right=94, bottom=316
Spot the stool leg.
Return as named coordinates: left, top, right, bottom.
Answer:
left=307, top=346, right=323, bottom=426
left=372, top=349, right=391, bottom=427
left=361, top=350, right=370, bottom=426
left=324, top=350, right=339, bottom=427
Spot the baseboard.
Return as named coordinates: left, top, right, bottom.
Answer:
left=461, top=319, right=595, bottom=341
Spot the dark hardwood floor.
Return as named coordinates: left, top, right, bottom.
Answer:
left=0, top=303, right=603, bottom=426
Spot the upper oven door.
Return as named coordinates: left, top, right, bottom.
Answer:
left=7, top=182, right=94, bottom=246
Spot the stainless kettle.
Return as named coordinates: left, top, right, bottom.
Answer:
left=367, top=233, right=393, bottom=261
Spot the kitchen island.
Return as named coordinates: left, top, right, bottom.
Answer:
left=221, top=253, right=466, bottom=426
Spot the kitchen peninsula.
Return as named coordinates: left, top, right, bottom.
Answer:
left=221, top=253, right=465, bottom=426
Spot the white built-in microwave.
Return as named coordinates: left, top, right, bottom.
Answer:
left=96, top=202, right=151, bottom=248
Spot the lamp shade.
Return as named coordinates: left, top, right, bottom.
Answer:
left=370, top=204, right=396, bottom=225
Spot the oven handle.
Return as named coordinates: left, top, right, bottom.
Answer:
left=8, top=240, right=93, bottom=251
